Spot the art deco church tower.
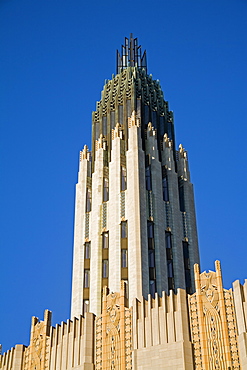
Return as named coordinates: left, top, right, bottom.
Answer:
left=3, top=35, right=247, bottom=370
left=71, top=35, right=200, bottom=318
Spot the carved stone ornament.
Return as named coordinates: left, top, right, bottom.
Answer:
left=189, top=262, right=240, bottom=370
left=106, top=293, right=121, bottom=370
left=96, top=284, right=132, bottom=370
left=128, top=111, right=140, bottom=128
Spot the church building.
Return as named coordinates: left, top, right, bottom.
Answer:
left=1, top=35, right=247, bottom=370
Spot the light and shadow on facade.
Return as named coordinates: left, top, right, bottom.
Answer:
left=1, top=35, right=247, bottom=369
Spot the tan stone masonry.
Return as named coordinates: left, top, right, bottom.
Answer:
left=2, top=264, right=247, bottom=370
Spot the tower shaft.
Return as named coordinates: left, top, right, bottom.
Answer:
left=71, top=37, right=199, bottom=318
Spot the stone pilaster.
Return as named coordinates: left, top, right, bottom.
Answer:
left=108, top=125, right=122, bottom=293
left=71, top=145, right=91, bottom=318
left=126, top=112, right=149, bottom=303
left=90, top=138, right=106, bottom=316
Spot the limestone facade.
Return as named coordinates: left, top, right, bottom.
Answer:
left=2, top=263, right=247, bottom=369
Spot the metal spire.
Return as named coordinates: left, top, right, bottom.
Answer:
left=116, top=33, right=147, bottom=74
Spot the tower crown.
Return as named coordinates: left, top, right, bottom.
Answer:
left=116, top=33, right=147, bottom=74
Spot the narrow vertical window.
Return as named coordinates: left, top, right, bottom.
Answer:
left=178, top=177, right=185, bottom=212
left=121, top=221, right=127, bottom=238
left=86, top=188, right=92, bottom=212
left=102, top=260, right=108, bottom=278
left=162, top=177, right=169, bottom=201
left=95, top=122, right=100, bottom=141
left=147, top=221, right=154, bottom=238
left=123, top=280, right=129, bottom=299
left=183, top=241, right=192, bottom=293
left=121, top=249, right=128, bottom=268
left=149, top=280, right=156, bottom=297
left=103, top=177, right=109, bottom=202
left=147, top=221, right=154, bottom=249
left=102, top=232, right=109, bottom=249
left=127, top=99, right=131, bottom=119
left=85, top=242, right=90, bottom=259
left=121, top=166, right=127, bottom=191
left=118, top=105, right=123, bottom=125
left=102, top=116, right=107, bottom=136
left=83, top=300, right=89, bottom=314
left=148, top=250, right=155, bottom=268
left=167, top=260, right=173, bottom=278
left=145, top=166, right=152, bottom=190
left=166, top=231, right=174, bottom=290
left=110, top=111, right=115, bottom=131
left=84, top=270, right=90, bottom=288
left=165, top=231, right=172, bottom=249
left=183, top=241, right=190, bottom=268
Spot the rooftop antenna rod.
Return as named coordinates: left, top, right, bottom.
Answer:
left=116, top=34, right=147, bottom=74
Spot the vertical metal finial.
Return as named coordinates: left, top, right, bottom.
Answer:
left=116, top=34, right=147, bottom=74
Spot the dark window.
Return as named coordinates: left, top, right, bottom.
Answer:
left=121, top=249, right=128, bottom=268
left=144, top=105, right=150, bottom=126
left=185, top=270, right=192, bottom=293
left=86, top=188, right=92, bottom=212
left=145, top=154, right=151, bottom=167
left=102, top=260, right=108, bottom=278
left=84, top=270, right=90, bottom=288
left=162, top=177, right=169, bottom=201
left=123, top=280, right=129, bottom=299
left=168, top=277, right=174, bottom=290
left=183, top=241, right=189, bottom=259
left=147, top=221, right=154, bottom=249
left=146, top=166, right=152, bottom=190
left=103, top=177, right=109, bottom=202
left=147, top=221, right=154, bottom=238
left=183, top=241, right=190, bottom=270
left=118, top=105, right=123, bottom=125
left=149, top=280, right=156, bottom=297
left=149, top=267, right=156, bottom=280
left=85, top=242, right=90, bottom=259
left=127, top=99, right=131, bottom=119
left=121, top=166, right=127, bottom=191
left=166, top=248, right=172, bottom=261
left=102, top=232, right=109, bottom=249
left=102, top=116, right=107, bottom=136
left=152, top=111, right=157, bottom=128
left=184, top=258, right=190, bottom=270
left=165, top=231, right=172, bottom=249
left=178, top=178, right=185, bottom=212
left=110, top=111, right=115, bottom=131
left=95, top=122, right=100, bottom=141
left=148, top=250, right=155, bottom=268
left=167, top=260, right=174, bottom=278
left=183, top=241, right=191, bottom=292
left=121, top=221, right=127, bottom=238
left=148, top=238, right=154, bottom=250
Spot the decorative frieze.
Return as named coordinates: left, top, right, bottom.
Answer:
left=96, top=284, right=132, bottom=370
left=189, top=261, right=240, bottom=370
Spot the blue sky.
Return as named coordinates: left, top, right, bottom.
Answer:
left=0, top=0, right=246, bottom=352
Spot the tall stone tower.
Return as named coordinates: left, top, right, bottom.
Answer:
left=2, top=35, right=247, bottom=370
left=71, top=34, right=200, bottom=318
